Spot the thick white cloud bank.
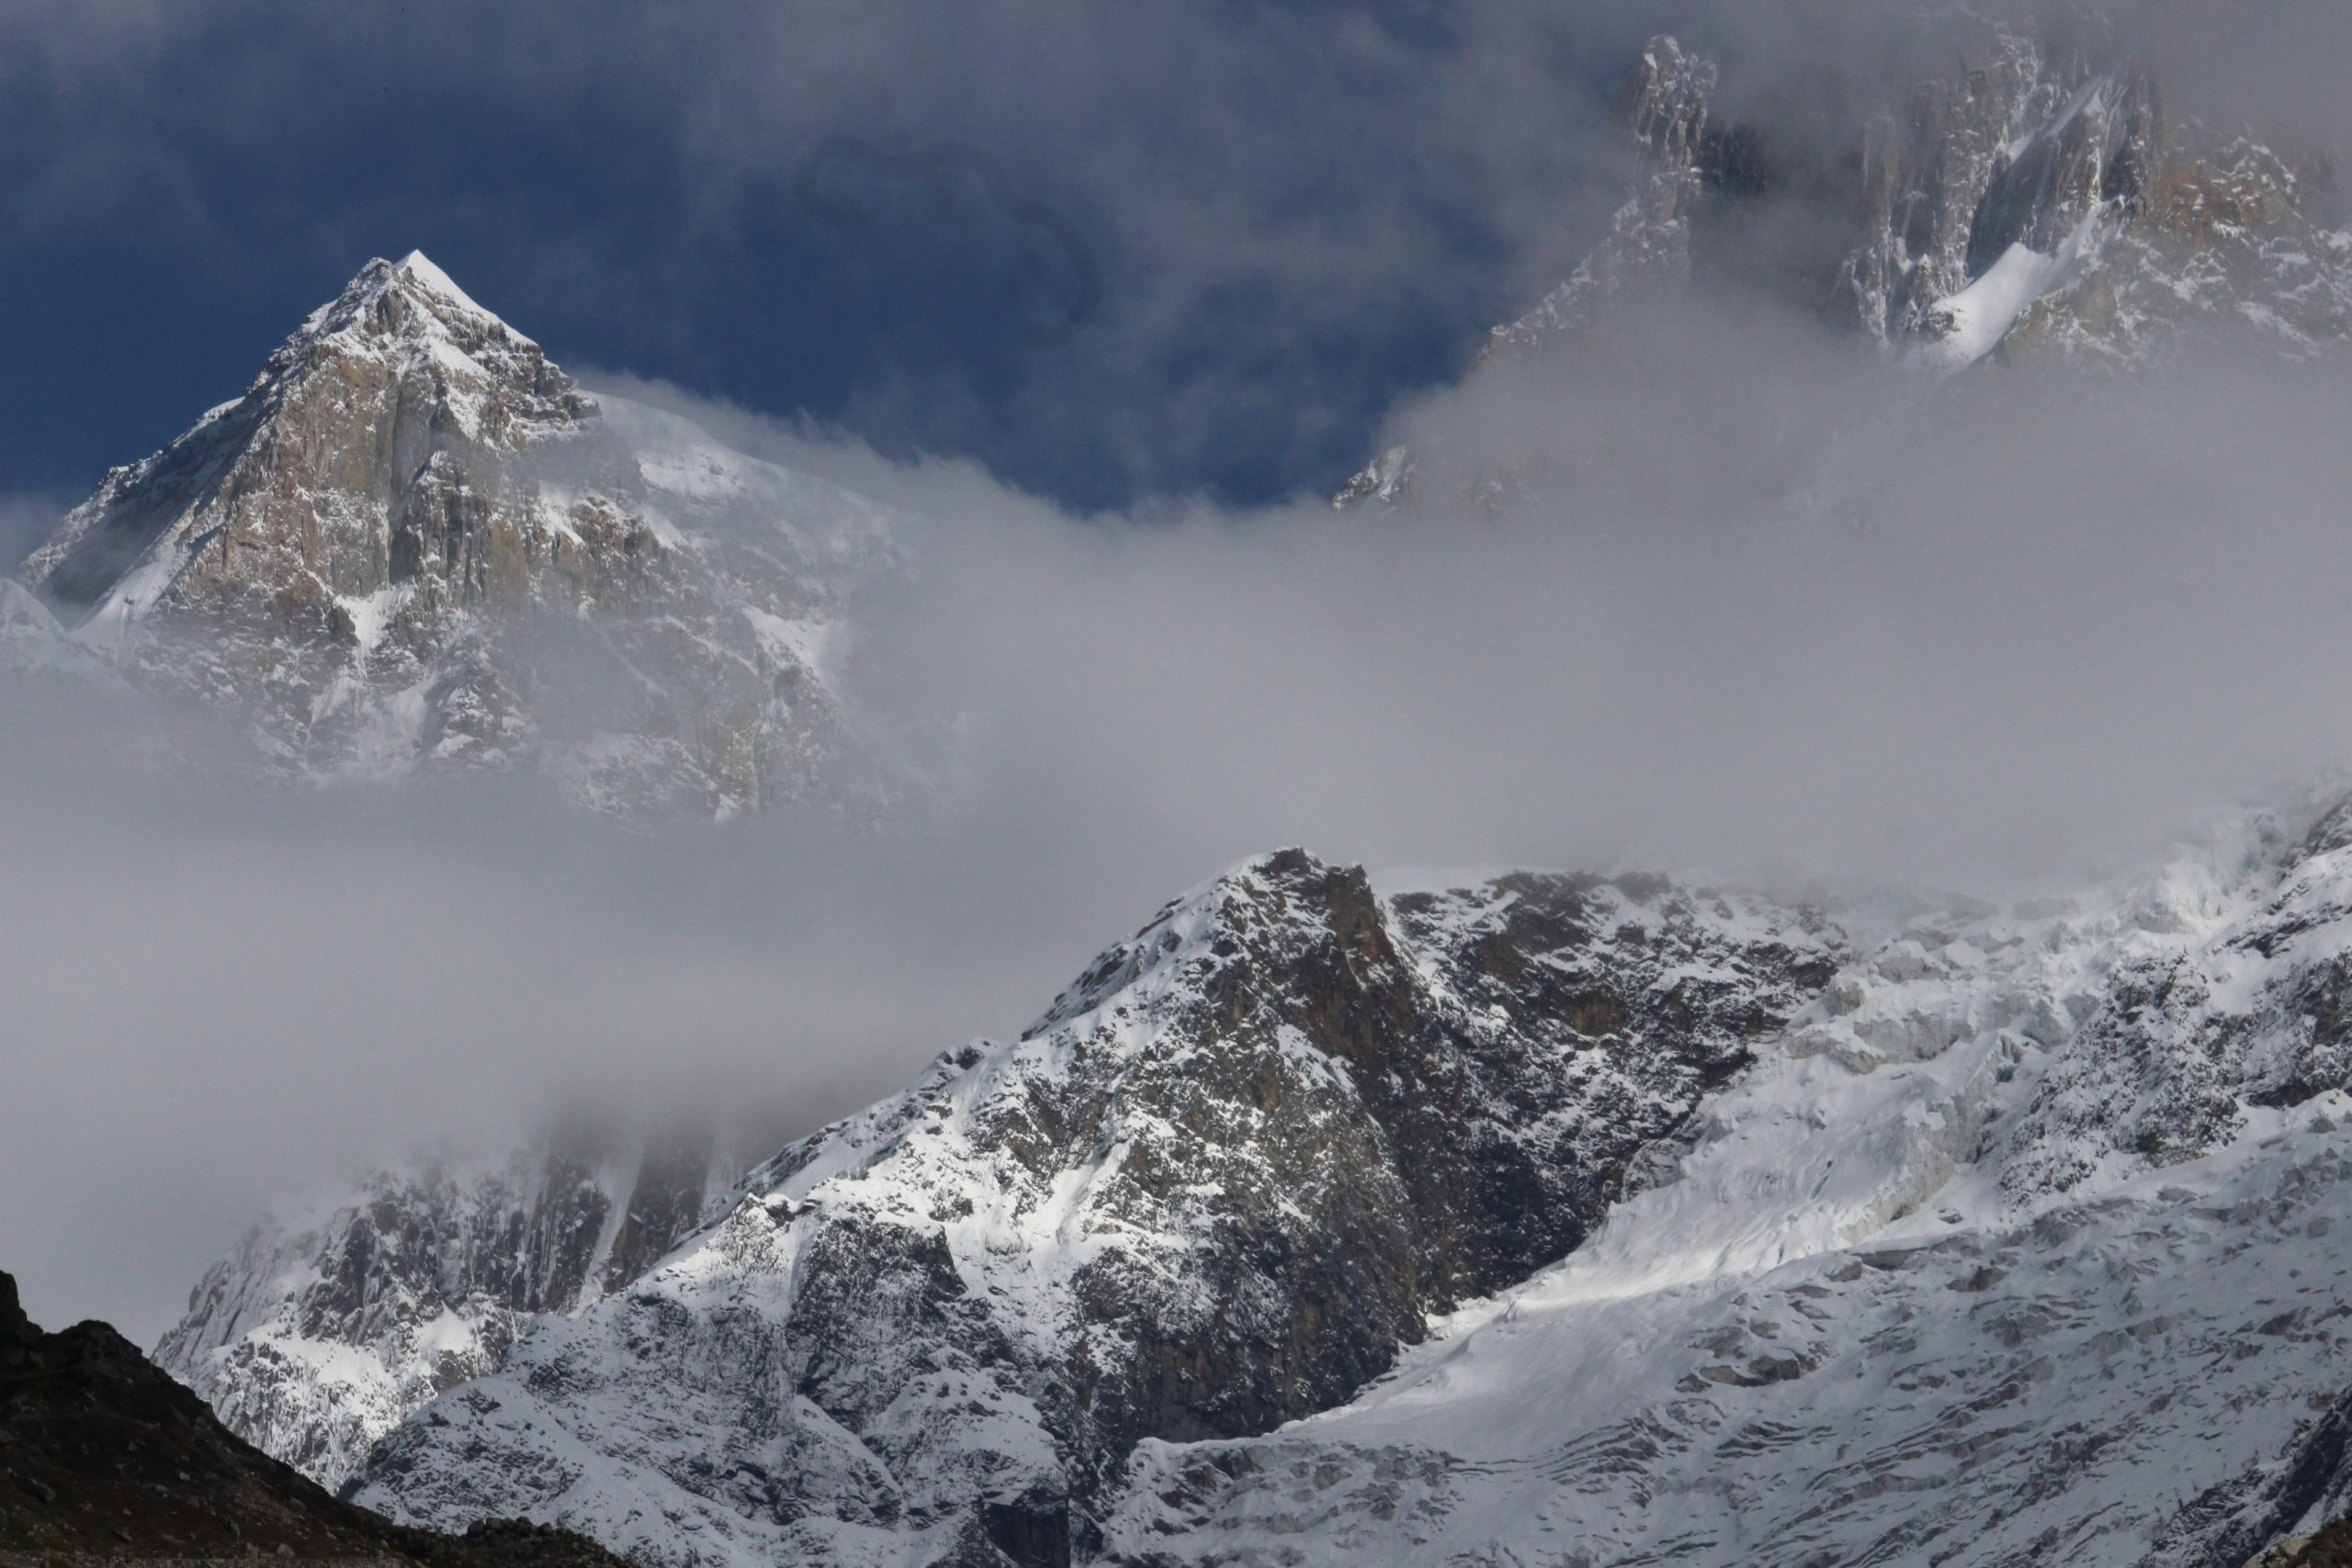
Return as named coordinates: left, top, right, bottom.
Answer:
left=13, top=0, right=2352, bottom=1347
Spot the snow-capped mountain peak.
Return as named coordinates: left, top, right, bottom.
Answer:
left=10, top=253, right=900, bottom=818
left=1099, top=803, right=2352, bottom=1567
left=388, top=250, right=502, bottom=324
left=150, top=800, right=2352, bottom=1566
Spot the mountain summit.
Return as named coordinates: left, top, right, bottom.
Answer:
left=14, top=254, right=898, bottom=818
left=288, top=806, right=2352, bottom=1568
left=22, top=252, right=591, bottom=631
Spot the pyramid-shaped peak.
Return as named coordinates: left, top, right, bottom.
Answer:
left=390, top=250, right=490, bottom=317
left=16, top=244, right=589, bottom=616
left=300, top=251, right=521, bottom=346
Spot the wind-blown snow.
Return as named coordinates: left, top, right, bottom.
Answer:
left=0, top=580, right=129, bottom=693
left=10, top=252, right=909, bottom=819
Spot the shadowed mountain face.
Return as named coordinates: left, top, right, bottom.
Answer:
left=0, top=1267, right=625, bottom=1568
left=1077, top=805, right=2352, bottom=1568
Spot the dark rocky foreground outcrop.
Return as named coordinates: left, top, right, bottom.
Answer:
left=0, top=1269, right=627, bottom=1568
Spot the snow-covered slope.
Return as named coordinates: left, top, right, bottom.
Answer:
left=346, top=852, right=1838, bottom=1566
left=13, top=253, right=899, bottom=818
left=1099, top=803, right=2352, bottom=1567
left=155, top=1119, right=755, bottom=1489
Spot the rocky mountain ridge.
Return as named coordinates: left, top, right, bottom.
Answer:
left=1097, top=800, right=2352, bottom=1566
left=153, top=1122, right=763, bottom=1493
left=147, top=798, right=2352, bottom=1567
left=1340, top=18, right=2352, bottom=510
left=9, top=254, right=899, bottom=819
left=338, top=852, right=1838, bottom=1567
left=26, top=20, right=2352, bottom=1568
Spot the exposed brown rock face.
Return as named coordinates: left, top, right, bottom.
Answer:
left=0, top=1269, right=628, bottom=1568
left=23, top=256, right=591, bottom=636
left=14, top=254, right=894, bottom=819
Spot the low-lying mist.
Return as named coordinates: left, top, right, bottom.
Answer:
left=643, top=292, right=2352, bottom=892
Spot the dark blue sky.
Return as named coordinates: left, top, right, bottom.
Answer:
left=0, top=2, right=1657, bottom=523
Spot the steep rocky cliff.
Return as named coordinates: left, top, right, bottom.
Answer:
left=1340, top=17, right=2352, bottom=508
left=13, top=254, right=897, bottom=818
left=154, top=1121, right=754, bottom=1491
left=345, top=852, right=1838, bottom=1567
left=1092, top=801, right=2352, bottom=1567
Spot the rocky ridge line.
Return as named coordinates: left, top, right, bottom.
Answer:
left=1091, top=799, right=2352, bottom=1567
left=344, top=851, right=1838, bottom=1567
